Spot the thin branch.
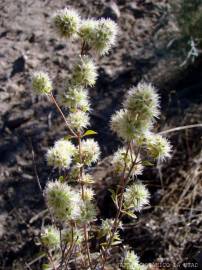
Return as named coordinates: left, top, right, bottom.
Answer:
left=158, top=123, right=202, bottom=135
left=30, top=140, right=43, bottom=193
left=49, top=92, right=77, bottom=137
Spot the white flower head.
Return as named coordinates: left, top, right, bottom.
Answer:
left=77, top=139, right=101, bottom=166
left=110, top=109, right=151, bottom=141
left=44, top=181, right=81, bottom=222
left=81, top=187, right=95, bottom=201
left=123, top=182, right=150, bottom=212
left=146, top=133, right=172, bottom=161
left=112, top=147, right=143, bottom=177
left=71, top=56, right=97, bottom=87
left=124, top=250, right=141, bottom=270
left=53, top=8, right=80, bottom=38
left=124, top=82, right=160, bottom=121
left=46, top=139, right=76, bottom=169
left=41, top=226, right=60, bottom=249
left=79, top=19, right=98, bottom=44
left=68, top=110, right=90, bottom=131
left=94, top=18, right=118, bottom=55
left=79, top=18, right=118, bottom=55
left=59, top=86, right=90, bottom=112
left=78, top=201, right=97, bottom=224
left=32, top=71, right=52, bottom=95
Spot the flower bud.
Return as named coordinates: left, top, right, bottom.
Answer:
left=45, top=181, right=81, bottom=222
left=53, top=8, right=80, bottom=38
left=68, top=111, right=90, bottom=131
left=71, top=56, right=97, bottom=87
left=123, top=182, right=150, bottom=212
left=41, top=226, right=60, bottom=249
left=146, top=133, right=172, bottom=161
left=32, top=71, right=52, bottom=95
left=46, top=139, right=76, bottom=169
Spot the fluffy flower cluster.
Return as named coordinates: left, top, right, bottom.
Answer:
left=46, top=139, right=76, bottom=169
left=32, top=71, right=52, bottom=95
left=67, top=110, right=90, bottom=131
left=112, top=147, right=143, bottom=177
left=111, top=82, right=160, bottom=141
left=81, top=187, right=95, bottom=201
left=71, top=56, right=97, bottom=87
left=124, top=83, right=160, bottom=121
left=60, top=86, right=90, bottom=112
left=146, top=133, right=172, bottom=161
left=41, top=226, right=60, bottom=249
left=79, top=18, right=118, bottom=55
left=45, top=181, right=81, bottom=221
left=79, top=201, right=97, bottom=224
left=53, top=8, right=80, bottom=38
left=123, top=182, right=150, bottom=212
left=124, top=250, right=146, bottom=270
left=76, top=139, right=100, bottom=166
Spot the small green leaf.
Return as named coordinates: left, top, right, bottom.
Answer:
left=42, top=264, right=51, bottom=270
left=64, top=135, right=76, bottom=140
left=59, top=176, right=65, bottom=182
left=142, top=160, right=154, bottom=166
left=121, top=210, right=137, bottom=219
left=108, top=189, right=118, bottom=207
left=82, top=130, right=97, bottom=137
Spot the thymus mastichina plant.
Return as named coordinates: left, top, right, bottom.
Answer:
left=31, top=7, right=172, bottom=270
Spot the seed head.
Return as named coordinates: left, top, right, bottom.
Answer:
left=112, top=147, right=143, bottom=177
left=123, top=182, right=150, bottom=212
left=71, top=56, right=97, bottom=87
left=53, top=8, right=80, bottom=38
left=32, top=71, right=52, bottom=95
left=44, top=181, right=81, bottom=222
left=41, top=226, right=60, bottom=249
left=146, top=133, right=172, bottom=161
left=46, top=139, right=76, bottom=169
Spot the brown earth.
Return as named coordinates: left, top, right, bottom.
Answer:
left=0, top=0, right=202, bottom=269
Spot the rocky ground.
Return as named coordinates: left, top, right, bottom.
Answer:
left=0, top=0, right=202, bottom=269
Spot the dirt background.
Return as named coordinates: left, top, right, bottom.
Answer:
left=0, top=0, right=202, bottom=269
